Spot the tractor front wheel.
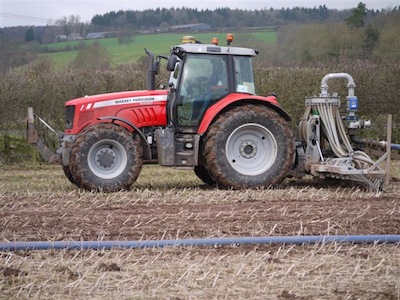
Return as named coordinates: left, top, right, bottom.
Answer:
left=62, top=165, right=81, bottom=187
left=69, top=123, right=143, bottom=192
left=203, top=105, right=294, bottom=189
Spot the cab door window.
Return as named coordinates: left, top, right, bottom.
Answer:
left=177, top=54, right=228, bottom=126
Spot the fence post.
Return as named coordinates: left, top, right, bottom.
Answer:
left=385, top=114, right=392, bottom=187
left=31, top=145, right=37, bottom=165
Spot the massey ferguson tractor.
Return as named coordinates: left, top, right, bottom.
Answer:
left=27, top=34, right=396, bottom=192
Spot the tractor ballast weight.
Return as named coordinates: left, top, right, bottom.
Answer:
left=27, top=34, right=398, bottom=192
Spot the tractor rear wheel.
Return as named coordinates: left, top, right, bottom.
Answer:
left=203, top=104, right=294, bottom=189
left=194, top=165, right=215, bottom=186
left=69, top=123, right=143, bottom=192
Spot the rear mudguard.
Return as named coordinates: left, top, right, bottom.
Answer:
left=197, top=93, right=291, bottom=135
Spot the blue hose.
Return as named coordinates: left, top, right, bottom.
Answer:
left=1, top=235, right=399, bottom=251
left=391, top=143, right=400, bottom=150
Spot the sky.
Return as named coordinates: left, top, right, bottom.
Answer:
left=1, top=0, right=399, bottom=28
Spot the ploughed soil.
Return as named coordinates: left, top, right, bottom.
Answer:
left=1, top=165, right=399, bottom=299
left=1, top=187, right=399, bottom=242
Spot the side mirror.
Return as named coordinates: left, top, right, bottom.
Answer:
left=167, top=55, right=178, bottom=72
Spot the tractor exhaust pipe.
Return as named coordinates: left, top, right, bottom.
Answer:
left=145, top=48, right=156, bottom=90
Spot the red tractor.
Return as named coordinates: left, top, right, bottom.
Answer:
left=28, top=34, right=392, bottom=192
left=28, top=34, right=294, bottom=191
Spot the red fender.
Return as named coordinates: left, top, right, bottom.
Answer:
left=197, top=93, right=291, bottom=135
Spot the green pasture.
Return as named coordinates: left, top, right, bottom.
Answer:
left=41, top=30, right=277, bottom=67
left=249, top=31, right=277, bottom=44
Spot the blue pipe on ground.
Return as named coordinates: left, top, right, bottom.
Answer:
left=1, top=235, right=399, bottom=251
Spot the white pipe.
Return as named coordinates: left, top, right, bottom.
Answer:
left=320, top=73, right=356, bottom=97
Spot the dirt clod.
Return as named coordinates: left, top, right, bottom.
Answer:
left=1, top=267, right=27, bottom=277
left=97, top=262, right=121, bottom=272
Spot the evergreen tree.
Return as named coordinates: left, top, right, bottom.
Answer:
left=25, top=27, right=35, bottom=42
left=345, top=2, right=367, bottom=28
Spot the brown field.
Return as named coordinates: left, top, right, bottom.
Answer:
left=1, top=164, right=400, bottom=299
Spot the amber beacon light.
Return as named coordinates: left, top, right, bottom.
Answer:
left=226, top=33, right=234, bottom=45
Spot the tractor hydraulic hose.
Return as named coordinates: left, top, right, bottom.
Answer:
left=1, top=235, right=399, bottom=251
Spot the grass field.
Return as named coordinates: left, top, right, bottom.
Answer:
left=1, top=164, right=400, bottom=299
left=42, top=30, right=277, bottom=66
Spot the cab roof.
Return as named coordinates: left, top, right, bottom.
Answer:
left=171, top=43, right=258, bottom=57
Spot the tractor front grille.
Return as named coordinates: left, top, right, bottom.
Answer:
left=65, top=105, right=75, bottom=129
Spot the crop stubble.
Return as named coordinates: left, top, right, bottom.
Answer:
left=0, top=165, right=399, bottom=299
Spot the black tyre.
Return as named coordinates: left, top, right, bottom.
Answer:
left=194, top=165, right=215, bottom=186
left=203, top=104, right=294, bottom=189
left=62, top=165, right=81, bottom=187
left=69, top=123, right=143, bottom=192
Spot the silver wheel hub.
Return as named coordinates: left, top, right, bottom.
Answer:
left=88, top=139, right=128, bottom=179
left=240, top=140, right=257, bottom=159
left=226, top=123, right=277, bottom=176
left=96, top=148, right=117, bottom=169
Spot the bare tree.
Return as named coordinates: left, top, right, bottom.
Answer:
left=55, top=15, right=83, bottom=35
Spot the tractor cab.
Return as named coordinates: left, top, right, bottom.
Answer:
left=165, top=35, right=258, bottom=130
left=152, top=34, right=282, bottom=169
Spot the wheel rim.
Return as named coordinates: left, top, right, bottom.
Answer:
left=226, top=123, right=277, bottom=176
left=87, top=139, right=128, bottom=179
